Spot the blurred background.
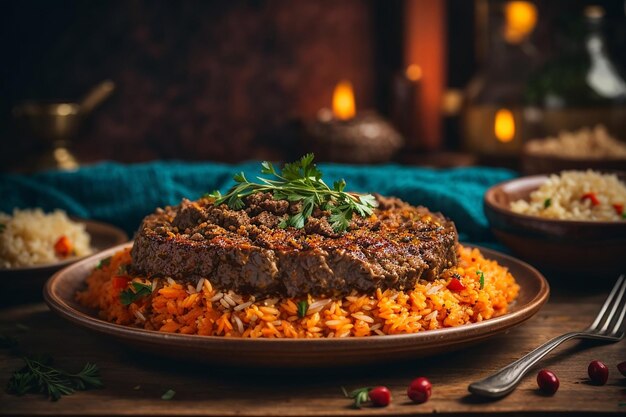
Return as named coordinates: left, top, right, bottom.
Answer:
left=2, top=0, right=626, bottom=172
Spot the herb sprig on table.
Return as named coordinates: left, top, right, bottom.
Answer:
left=207, top=154, right=378, bottom=232
left=7, top=356, right=102, bottom=401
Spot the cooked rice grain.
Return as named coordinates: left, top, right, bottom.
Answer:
left=76, top=245, right=519, bottom=338
left=510, top=170, right=626, bottom=221
left=0, top=208, right=91, bottom=268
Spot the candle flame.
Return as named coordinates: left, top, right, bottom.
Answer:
left=494, top=108, right=515, bottom=143
left=332, top=80, right=356, bottom=120
left=406, top=65, right=422, bottom=81
left=504, top=1, right=537, bottom=44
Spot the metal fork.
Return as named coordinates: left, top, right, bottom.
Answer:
left=468, top=274, right=626, bottom=398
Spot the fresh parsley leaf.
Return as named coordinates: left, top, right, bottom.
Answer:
left=208, top=154, right=377, bottom=232
left=333, top=179, right=346, bottom=192
left=543, top=198, right=551, bottom=208
left=0, top=223, right=5, bottom=233
left=260, top=161, right=276, bottom=175
left=96, top=256, right=112, bottom=270
left=477, top=270, right=485, bottom=290
left=297, top=300, right=308, bottom=318
left=119, top=282, right=153, bottom=306
left=161, top=389, right=176, bottom=400
left=329, top=208, right=352, bottom=233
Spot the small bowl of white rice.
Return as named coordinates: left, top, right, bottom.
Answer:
left=0, top=208, right=128, bottom=304
left=0, top=209, right=93, bottom=269
left=484, top=170, right=626, bottom=277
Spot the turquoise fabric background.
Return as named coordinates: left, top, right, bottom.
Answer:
left=0, top=161, right=516, bottom=246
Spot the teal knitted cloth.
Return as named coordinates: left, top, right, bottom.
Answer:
left=0, top=161, right=516, bottom=245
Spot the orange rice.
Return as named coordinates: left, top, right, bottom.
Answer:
left=76, top=245, right=519, bottom=338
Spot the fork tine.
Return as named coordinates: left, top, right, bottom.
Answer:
left=609, top=276, right=626, bottom=335
left=597, top=274, right=626, bottom=333
left=611, top=292, right=626, bottom=335
left=588, top=274, right=624, bottom=331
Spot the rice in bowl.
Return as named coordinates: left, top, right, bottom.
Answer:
left=0, top=208, right=92, bottom=268
left=76, top=245, right=519, bottom=338
left=510, top=170, right=626, bottom=221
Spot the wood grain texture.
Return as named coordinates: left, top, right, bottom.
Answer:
left=1, top=286, right=625, bottom=416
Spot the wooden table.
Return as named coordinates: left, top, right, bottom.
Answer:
left=1, top=282, right=624, bottom=416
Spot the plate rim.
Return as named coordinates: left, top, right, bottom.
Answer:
left=44, top=242, right=550, bottom=348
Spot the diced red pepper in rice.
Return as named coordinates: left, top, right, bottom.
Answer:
left=112, top=275, right=130, bottom=290
left=581, top=192, right=600, bottom=206
left=613, top=203, right=624, bottom=215
left=447, top=278, right=466, bottom=292
left=53, top=235, right=73, bottom=258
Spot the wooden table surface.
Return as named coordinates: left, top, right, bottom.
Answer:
left=1, top=281, right=625, bottom=417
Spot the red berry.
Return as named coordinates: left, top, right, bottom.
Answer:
left=618, top=361, right=626, bottom=377
left=588, top=360, right=609, bottom=385
left=537, top=369, right=559, bottom=395
left=368, top=386, right=391, bottom=407
left=407, top=377, right=432, bottom=404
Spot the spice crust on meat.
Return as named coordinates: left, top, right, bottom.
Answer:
left=131, top=193, right=458, bottom=297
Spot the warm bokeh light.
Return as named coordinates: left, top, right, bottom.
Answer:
left=406, top=64, right=423, bottom=81
left=504, top=1, right=538, bottom=44
left=494, top=108, right=516, bottom=143
left=332, top=80, right=356, bottom=120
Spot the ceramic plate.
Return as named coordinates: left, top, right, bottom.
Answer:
left=1, top=219, right=128, bottom=304
left=44, top=243, right=549, bottom=367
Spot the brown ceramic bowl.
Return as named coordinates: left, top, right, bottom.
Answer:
left=484, top=174, right=626, bottom=276
left=44, top=243, right=549, bottom=368
left=0, top=219, right=128, bottom=305
left=521, top=153, right=626, bottom=176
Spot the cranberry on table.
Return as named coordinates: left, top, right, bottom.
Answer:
left=618, top=361, right=626, bottom=377
left=368, top=386, right=391, bottom=407
left=588, top=360, right=609, bottom=385
left=537, top=369, right=559, bottom=395
left=407, top=377, right=432, bottom=403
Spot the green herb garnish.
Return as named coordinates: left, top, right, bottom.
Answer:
left=161, top=389, right=176, bottom=400
left=622, top=212, right=626, bottom=219
left=477, top=270, right=485, bottom=290
left=96, top=256, right=112, bottom=270
left=0, top=223, right=5, bottom=233
left=543, top=198, right=551, bottom=208
left=207, top=154, right=377, bottom=233
left=119, top=282, right=153, bottom=306
left=6, top=356, right=102, bottom=401
left=344, top=386, right=371, bottom=409
left=297, top=300, right=308, bottom=318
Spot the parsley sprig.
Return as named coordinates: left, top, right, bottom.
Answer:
left=7, top=356, right=102, bottom=401
left=207, top=154, right=378, bottom=232
left=297, top=300, right=308, bottom=318
left=477, top=270, right=485, bottom=290
left=120, top=282, right=153, bottom=305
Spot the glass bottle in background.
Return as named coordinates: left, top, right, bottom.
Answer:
left=524, top=6, right=626, bottom=142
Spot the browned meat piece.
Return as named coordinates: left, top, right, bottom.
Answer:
left=131, top=193, right=458, bottom=297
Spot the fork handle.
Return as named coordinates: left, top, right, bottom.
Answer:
left=468, top=331, right=583, bottom=398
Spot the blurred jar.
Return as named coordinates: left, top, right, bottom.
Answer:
left=523, top=6, right=626, bottom=142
